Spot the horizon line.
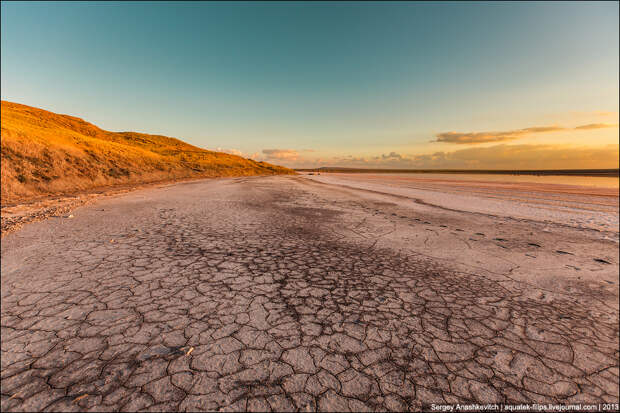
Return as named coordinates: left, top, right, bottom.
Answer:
left=293, top=167, right=620, bottom=177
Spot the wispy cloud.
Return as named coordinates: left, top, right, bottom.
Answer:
left=262, top=149, right=300, bottom=161
left=573, top=123, right=619, bottom=130
left=433, top=123, right=618, bottom=144
left=433, top=125, right=566, bottom=144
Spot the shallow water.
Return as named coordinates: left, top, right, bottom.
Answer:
left=330, top=172, right=620, bottom=189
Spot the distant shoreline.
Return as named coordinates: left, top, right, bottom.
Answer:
left=294, top=168, right=620, bottom=177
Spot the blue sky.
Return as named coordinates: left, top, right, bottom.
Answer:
left=2, top=1, right=618, bottom=168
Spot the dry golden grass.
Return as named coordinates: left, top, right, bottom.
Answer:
left=1, top=100, right=294, bottom=205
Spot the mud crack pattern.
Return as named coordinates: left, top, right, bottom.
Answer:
left=1, top=177, right=618, bottom=411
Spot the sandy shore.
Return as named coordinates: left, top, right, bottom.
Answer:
left=1, top=175, right=618, bottom=410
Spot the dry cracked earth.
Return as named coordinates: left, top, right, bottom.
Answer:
left=1, top=176, right=619, bottom=412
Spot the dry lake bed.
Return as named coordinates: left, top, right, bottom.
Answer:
left=1, top=174, right=618, bottom=411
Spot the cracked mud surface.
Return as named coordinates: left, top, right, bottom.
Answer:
left=1, top=175, right=618, bottom=411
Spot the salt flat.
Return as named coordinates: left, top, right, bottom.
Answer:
left=305, top=173, right=619, bottom=234
left=1, top=175, right=618, bottom=411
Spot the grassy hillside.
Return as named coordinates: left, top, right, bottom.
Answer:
left=1, top=101, right=293, bottom=205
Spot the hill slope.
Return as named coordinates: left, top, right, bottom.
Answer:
left=1, top=101, right=293, bottom=205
